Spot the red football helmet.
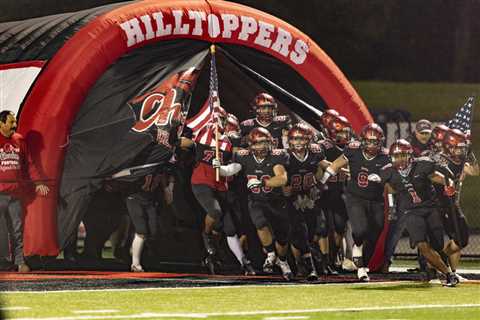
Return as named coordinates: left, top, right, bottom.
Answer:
left=288, top=123, right=313, bottom=154
left=328, top=115, right=352, bottom=146
left=431, top=124, right=450, bottom=152
left=360, top=123, right=385, bottom=157
left=443, top=128, right=468, bottom=163
left=225, top=113, right=241, bottom=139
left=251, top=92, right=277, bottom=124
left=320, top=109, right=340, bottom=137
left=248, top=127, right=273, bottom=158
left=389, top=139, right=413, bottom=171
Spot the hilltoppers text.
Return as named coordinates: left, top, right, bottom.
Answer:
left=119, top=9, right=309, bottom=65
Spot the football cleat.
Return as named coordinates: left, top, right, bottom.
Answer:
left=443, top=272, right=459, bottom=287
left=263, top=253, right=276, bottom=274
left=303, top=257, right=319, bottom=281
left=276, top=258, right=294, bottom=281
left=242, top=257, right=256, bottom=276
left=357, top=267, right=370, bottom=282
left=130, top=264, right=144, bottom=272
left=202, top=232, right=217, bottom=256
left=203, top=255, right=217, bottom=275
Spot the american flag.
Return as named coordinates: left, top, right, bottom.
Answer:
left=447, top=96, right=474, bottom=135
left=186, top=47, right=231, bottom=152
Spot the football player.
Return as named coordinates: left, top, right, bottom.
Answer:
left=235, top=127, right=294, bottom=280
left=240, top=92, right=292, bottom=149
left=377, top=139, right=459, bottom=287
left=318, top=115, right=353, bottom=273
left=320, top=123, right=389, bottom=281
left=190, top=107, right=254, bottom=275
left=435, top=129, right=479, bottom=281
left=284, top=123, right=329, bottom=280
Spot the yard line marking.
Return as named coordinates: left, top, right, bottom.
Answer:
left=264, top=316, right=309, bottom=320
left=389, top=266, right=480, bottom=275
left=0, top=280, right=419, bottom=294
left=72, top=311, right=119, bottom=314
left=7, top=303, right=480, bottom=320
left=0, top=307, right=31, bottom=311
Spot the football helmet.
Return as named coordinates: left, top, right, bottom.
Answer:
left=320, top=109, right=340, bottom=138
left=328, top=115, right=352, bottom=146
left=389, top=139, right=413, bottom=172
left=248, top=127, right=273, bottom=158
left=288, top=123, right=313, bottom=154
left=443, top=128, right=468, bottom=163
left=251, top=92, right=277, bottom=124
left=360, top=123, right=385, bottom=157
left=431, top=124, right=450, bottom=152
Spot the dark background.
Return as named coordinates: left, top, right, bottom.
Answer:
left=0, top=0, right=477, bottom=83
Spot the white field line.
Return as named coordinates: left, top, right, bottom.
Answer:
left=263, top=316, right=310, bottom=320
left=72, top=311, right=119, bottom=314
left=6, top=304, right=480, bottom=320
left=0, top=280, right=418, bottom=294
left=389, top=266, right=480, bottom=274
left=0, top=307, right=31, bottom=311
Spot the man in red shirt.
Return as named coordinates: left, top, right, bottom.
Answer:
left=0, top=110, right=49, bottom=272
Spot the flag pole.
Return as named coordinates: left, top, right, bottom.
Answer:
left=210, top=44, right=221, bottom=182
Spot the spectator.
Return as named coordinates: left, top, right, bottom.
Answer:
left=407, top=119, right=433, bottom=156
left=0, top=110, right=49, bottom=272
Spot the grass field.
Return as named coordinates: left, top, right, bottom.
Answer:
left=1, top=282, right=480, bottom=320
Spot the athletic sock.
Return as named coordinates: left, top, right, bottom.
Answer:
left=352, top=244, right=364, bottom=268
left=131, top=233, right=145, bottom=267
left=227, top=235, right=246, bottom=265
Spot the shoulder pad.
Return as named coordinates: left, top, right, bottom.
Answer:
left=271, top=149, right=287, bottom=156
left=236, top=149, right=250, bottom=156
left=348, top=141, right=361, bottom=149
left=241, top=119, right=255, bottom=127
left=381, top=163, right=393, bottom=170
left=320, top=139, right=334, bottom=149
left=415, top=156, right=434, bottom=163
left=309, top=143, right=323, bottom=153
left=273, top=115, right=290, bottom=123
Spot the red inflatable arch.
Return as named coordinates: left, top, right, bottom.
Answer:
left=18, top=0, right=372, bottom=256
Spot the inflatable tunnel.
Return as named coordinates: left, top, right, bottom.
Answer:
left=0, top=0, right=372, bottom=258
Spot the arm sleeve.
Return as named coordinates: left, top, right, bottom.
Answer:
left=219, top=163, right=242, bottom=177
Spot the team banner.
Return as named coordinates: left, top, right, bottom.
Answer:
left=57, top=49, right=208, bottom=248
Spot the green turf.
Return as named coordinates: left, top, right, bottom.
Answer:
left=2, top=282, right=480, bottom=319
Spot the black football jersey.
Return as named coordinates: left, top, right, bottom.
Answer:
left=287, top=144, right=325, bottom=196
left=343, top=141, right=390, bottom=202
left=235, top=149, right=289, bottom=200
left=319, top=138, right=348, bottom=192
left=380, top=158, right=445, bottom=211
left=240, top=115, right=292, bottom=148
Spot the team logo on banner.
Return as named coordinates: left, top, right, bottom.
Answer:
left=128, top=67, right=200, bottom=148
